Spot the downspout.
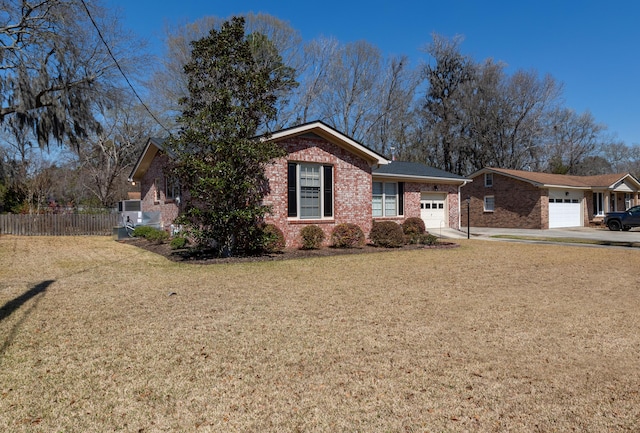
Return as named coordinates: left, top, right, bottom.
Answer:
left=458, top=181, right=470, bottom=231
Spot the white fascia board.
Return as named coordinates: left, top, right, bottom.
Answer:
left=128, top=138, right=156, bottom=182
left=268, top=122, right=389, bottom=166
left=543, top=184, right=590, bottom=190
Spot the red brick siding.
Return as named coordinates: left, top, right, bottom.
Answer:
left=140, top=138, right=463, bottom=244
left=140, top=153, right=179, bottom=231
left=263, top=135, right=374, bottom=248
left=373, top=182, right=461, bottom=230
left=461, top=173, right=545, bottom=229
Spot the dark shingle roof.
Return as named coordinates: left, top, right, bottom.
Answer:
left=373, top=161, right=468, bottom=181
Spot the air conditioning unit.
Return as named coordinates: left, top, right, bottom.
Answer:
left=118, top=200, right=142, bottom=225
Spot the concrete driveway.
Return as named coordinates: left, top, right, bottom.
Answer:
left=450, top=226, right=640, bottom=244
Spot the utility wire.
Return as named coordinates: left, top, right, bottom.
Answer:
left=79, top=0, right=173, bottom=136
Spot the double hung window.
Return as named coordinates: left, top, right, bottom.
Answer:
left=484, top=195, right=495, bottom=212
left=372, top=181, right=404, bottom=217
left=288, top=163, right=333, bottom=219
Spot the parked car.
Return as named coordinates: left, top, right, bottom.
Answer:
left=604, top=205, right=640, bottom=231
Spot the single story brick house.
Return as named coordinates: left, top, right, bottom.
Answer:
left=461, top=167, right=640, bottom=229
left=129, top=121, right=470, bottom=247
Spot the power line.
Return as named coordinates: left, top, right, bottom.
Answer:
left=79, top=0, right=172, bottom=136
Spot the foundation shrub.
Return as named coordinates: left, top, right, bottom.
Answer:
left=132, top=226, right=169, bottom=244
left=402, top=217, right=427, bottom=244
left=419, top=233, right=439, bottom=246
left=331, top=223, right=365, bottom=248
left=370, top=221, right=405, bottom=248
left=170, top=236, right=189, bottom=250
left=402, top=217, right=426, bottom=235
left=262, top=223, right=286, bottom=253
left=300, top=225, right=325, bottom=250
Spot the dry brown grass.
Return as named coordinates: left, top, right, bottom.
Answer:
left=0, top=236, right=639, bottom=432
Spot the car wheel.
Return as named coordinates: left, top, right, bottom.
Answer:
left=607, top=220, right=622, bottom=231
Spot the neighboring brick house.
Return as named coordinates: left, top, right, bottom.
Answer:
left=129, top=121, right=470, bottom=247
left=461, top=167, right=640, bottom=229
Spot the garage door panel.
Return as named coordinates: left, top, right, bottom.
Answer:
left=420, top=193, right=447, bottom=228
left=548, top=189, right=582, bottom=228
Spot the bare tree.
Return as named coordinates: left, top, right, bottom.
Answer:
left=361, top=55, right=420, bottom=157
left=601, top=141, right=640, bottom=177
left=416, top=34, right=475, bottom=172
left=292, top=36, right=339, bottom=124
left=544, top=109, right=606, bottom=174
left=75, top=101, right=154, bottom=207
left=0, top=0, right=143, bottom=148
left=415, top=34, right=562, bottom=174
left=317, top=40, right=382, bottom=140
left=489, top=70, right=560, bottom=171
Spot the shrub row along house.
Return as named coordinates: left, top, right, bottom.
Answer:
left=462, top=167, right=640, bottom=229
left=129, top=121, right=470, bottom=247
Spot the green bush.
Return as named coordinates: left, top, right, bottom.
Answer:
left=300, top=224, right=325, bottom=249
left=331, top=223, right=365, bottom=248
left=132, top=225, right=155, bottom=238
left=262, top=223, right=286, bottom=253
left=146, top=228, right=169, bottom=244
left=132, top=226, right=169, bottom=244
left=369, top=220, right=405, bottom=248
left=170, top=236, right=189, bottom=250
left=419, top=233, right=438, bottom=246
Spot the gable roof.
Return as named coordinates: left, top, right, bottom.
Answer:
left=129, top=137, right=167, bottom=182
left=129, top=122, right=390, bottom=182
left=373, top=161, right=470, bottom=184
left=266, top=121, right=388, bottom=166
left=471, top=167, right=640, bottom=190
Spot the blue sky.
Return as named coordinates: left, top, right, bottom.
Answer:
left=107, top=0, right=640, bottom=146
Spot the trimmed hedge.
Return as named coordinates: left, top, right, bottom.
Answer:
left=402, top=217, right=426, bottom=235
left=370, top=221, right=405, bottom=248
left=300, top=224, right=325, bottom=250
left=331, top=223, right=365, bottom=248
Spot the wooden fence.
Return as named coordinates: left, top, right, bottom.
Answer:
left=0, top=214, right=119, bottom=236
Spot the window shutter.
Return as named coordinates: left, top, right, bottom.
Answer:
left=323, top=165, right=333, bottom=217
left=398, top=182, right=404, bottom=215
left=287, top=163, right=297, bottom=217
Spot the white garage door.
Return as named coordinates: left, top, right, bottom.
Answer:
left=548, top=189, right=582, bottom=228
left=420, top=193, right=447, bottom=228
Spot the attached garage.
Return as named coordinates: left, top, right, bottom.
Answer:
left=463, top=167, right=640, bottom=230
left=372, top=161, right=470, bottom=231
left=548, top=189, right=583, bottom=228
left=420, top=193, right=447, bottom=228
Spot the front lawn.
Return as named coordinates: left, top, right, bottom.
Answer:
left=1, top=236, right=638, bottom=432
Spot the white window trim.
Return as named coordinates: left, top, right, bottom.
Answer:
left=293, top=163, right=333, bottom=220
left=484, top=173, right=493, bottom=187
left=153, top=178, right=161, bottom=202
left=593, top=192, right=604, bottom=216
left=373, top=181, right=402, bottom=217
left=484, top=195, right=495, bottom=212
